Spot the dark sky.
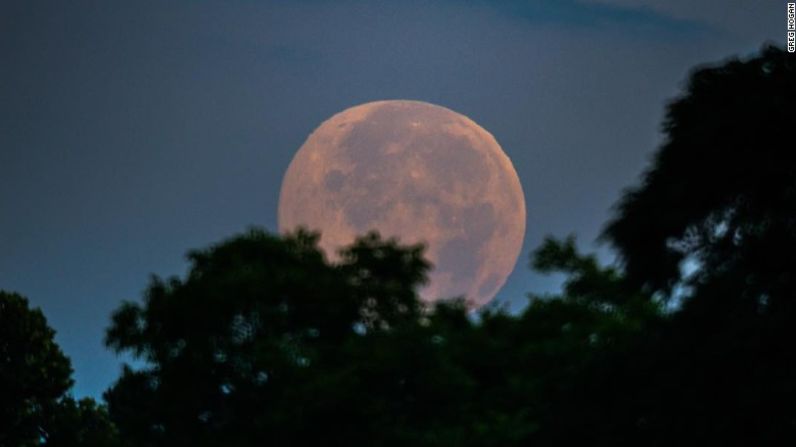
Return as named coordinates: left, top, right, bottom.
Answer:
left=0, top=0, right=783, bottom=398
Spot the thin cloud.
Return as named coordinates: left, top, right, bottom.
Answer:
left=580, top=0, right=782, bottom=42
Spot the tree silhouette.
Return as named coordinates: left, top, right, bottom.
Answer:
left=0, top=291, right=119, bottom=447
left=1, top=291, right=72, bottom=446
left=594, top=45, right=796, bottom=445
left=103, top=229, right=444, bottom=446
left=604, top=46, right=796, bottom=303
left=42, top=398, right=120, bottom=447
left=101, top=228, right=658, bottom=446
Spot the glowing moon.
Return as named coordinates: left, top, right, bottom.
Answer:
left=278, top=100, right=525, bottom=308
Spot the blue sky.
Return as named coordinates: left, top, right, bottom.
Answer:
left=0, top=0, right=784, bottom=398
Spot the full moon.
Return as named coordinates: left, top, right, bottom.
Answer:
left=278, top=100, right=525, bottom=308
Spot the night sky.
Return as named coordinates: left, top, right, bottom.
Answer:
left=0, top=1, right=783, bottom=399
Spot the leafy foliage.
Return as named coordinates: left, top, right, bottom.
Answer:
left=604, top=45, right=796, bottom=302
left=0, top=291, right=119, bottom=447
left=596, top=45, right=796, bottom=445
left=103, top=229, right=438, bottom=446
left=1, top=291, right=73, bottom=446
left=100, top=228, right=654, bottom=447
left=42, top=398, right=120, bottom=447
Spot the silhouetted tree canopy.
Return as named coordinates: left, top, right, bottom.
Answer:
left=604, top=46, right=796, bottom=303
left=596, top=45, right=796, bottom=445
left=42, top=398, right=120, bottom=447
left=1, top=291, right=72, bottom=446
left=104, top=229, right=441, bottom=446
left=0, top=291, right=119, bottom=447
left=99, top=228, right=658, bottom=447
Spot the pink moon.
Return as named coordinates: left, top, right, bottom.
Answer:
left=278, top=100, right=526, bottom=309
